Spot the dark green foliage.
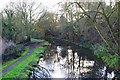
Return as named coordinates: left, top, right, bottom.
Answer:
left=3, top=44, right=25, bottom=61
left=94, top=44, right=120, bottom=69
left=15, top=73, right=29, bottom=78
left=79, top=39, right=92, bottom=49
left=4, top=45, right=15, bottom=53
left=4, top=44, right=24, bottom=54
left=2, top=9, right=15, bottom=41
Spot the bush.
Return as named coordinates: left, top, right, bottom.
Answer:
left=93, top=44, right=120, bottom=69
left=15, top=44, right=25, bottom=56
left=3, top=44, right=25, bottom=62
left=4, top=45, right=16, bottom=54
left=15, top=73, right=28, bottom=78
left=4, top=44, right=24, bottom=54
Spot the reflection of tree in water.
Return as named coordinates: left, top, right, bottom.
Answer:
left=32, top=65, right=51, bottom=79
left=31, top=45, right=113, bottom=79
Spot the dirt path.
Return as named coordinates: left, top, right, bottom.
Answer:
left=0, top=42, right=45, bottom=75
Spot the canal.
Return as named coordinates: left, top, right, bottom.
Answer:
left=30, top=42, right=110, bottom=79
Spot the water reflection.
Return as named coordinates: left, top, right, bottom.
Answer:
left=31, top=45, right=107, bottom=79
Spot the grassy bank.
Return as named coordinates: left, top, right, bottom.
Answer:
left=31, top=38, right=44, bottom=42
left=1, top=47, right=30, bottom=71
left=2, top=45, right=46, bottom=78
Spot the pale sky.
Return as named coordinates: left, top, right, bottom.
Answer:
left=0, top=0, right=115, bottom=12
left=0, top=0, right=63, bottom=12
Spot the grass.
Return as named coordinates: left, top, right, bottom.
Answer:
left=1, top=47, right=30, bottom=71
left=2, top=46, right=46, bottom=78
left=31, top=38, right=44, bottom=42
left=44, top=42, right=49, bottom=46
left=31, top=38, right=49, bottom=46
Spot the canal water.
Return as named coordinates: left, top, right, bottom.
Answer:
left=30, top=44, right=116, bottom=79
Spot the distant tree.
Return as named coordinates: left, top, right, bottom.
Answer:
left=36, top=11, right=59, bottom=37
left=2, top=1, right=44, bottom=43
left=2, top=7, right=15, bottom=41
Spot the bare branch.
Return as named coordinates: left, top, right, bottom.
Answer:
left=101, top=3, right=119, bottom=47
left=73, top=2, right=119, bottom=55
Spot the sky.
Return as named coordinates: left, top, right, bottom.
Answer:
left=0, top=0, right=115, bottom=12
left=0, top=0, right=63, bottom=12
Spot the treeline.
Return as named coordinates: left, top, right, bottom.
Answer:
left=1, top=1, right=45, bottom=43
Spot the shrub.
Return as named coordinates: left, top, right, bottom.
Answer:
left=15, top=73, right=28, bottom=78
left=93, top=44, right=120, bottom=69
left=4, top=45, right=16, bottom=54
left=3, top=44, right=25, bottom=61
left=15, top=44, right=25, bottom=56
